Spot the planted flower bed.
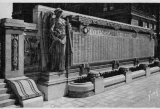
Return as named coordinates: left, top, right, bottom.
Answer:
left=68, top=70, right=125, bottom=98
left=148, top=62, right=160, bottom=74
left=68, top=61, right=160, bottom=98
left=129, top=66, right=146, bottom=79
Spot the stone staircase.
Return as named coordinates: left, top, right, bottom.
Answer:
left=0, top=79, right=20, bottom=108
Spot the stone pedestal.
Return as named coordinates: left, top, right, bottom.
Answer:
left=119, top=67, right=132, bottom=83
left=139, top=64, right=150, bottom=77
left=21, top=96, right=43, bottom=107
left=37, top=72, right=68, bottom=101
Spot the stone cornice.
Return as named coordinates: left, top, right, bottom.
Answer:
left=24, top=23, right=38, bottom=32
left=73, top=15, right=155, bottom=35
left=0, top=18, right=38, bottom=32
left=0, top=18, right=25, bottom=30
left=131, top=12, right=156, bottom=22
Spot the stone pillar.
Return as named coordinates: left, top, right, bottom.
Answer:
left=80, top=64, right=90, bottom=75
left=139, top=64, right=150, bottom=77
left=134, top=58, right=139, bottom=66
left=1, top=18, right=25, bottom=78
left=119, top=67, right=132, bottom=83
left=112, top=61, right=119, bottom=70
left=0, top=18, right=43, bottom=107
left=88, top=70, right=104, bottom=94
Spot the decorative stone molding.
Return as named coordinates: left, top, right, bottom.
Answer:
left=11, top=34, right=19, bottom=71
left=1, top=18, right=25, bottom=30
left=76, top=15, right=154, bottom=35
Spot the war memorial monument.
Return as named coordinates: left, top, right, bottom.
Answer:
left=0, top=5, right=159, bottom=107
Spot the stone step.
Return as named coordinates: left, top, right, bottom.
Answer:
left=0, top=83, right=7, bottom=88
left=4, top=104, right=21, bottom=108
left=0, top=94, right=14, bottom=101
left=0, top=99, right=16, bottom=107
left=0, top=79, right=4, bottom=83
left=0, top=88, right=8, bottom=94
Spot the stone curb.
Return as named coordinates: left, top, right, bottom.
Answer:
left=68, top=82, right=94, bottom=92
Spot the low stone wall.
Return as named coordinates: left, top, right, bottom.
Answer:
left=132, top=70, right=145, bottom=79
left=104, top=74, right=125, bottom=86
left=150, top=67, right=160, bottom=74
left=68, top=61, right=160, bottom=98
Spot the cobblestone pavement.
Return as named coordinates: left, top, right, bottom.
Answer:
left=43, top=72, right=160, bottom=108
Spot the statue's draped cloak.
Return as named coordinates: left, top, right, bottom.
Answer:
left=42, top=11, right=73, bottom=71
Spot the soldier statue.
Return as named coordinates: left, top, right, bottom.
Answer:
left=48, top=8, right=72, bottom=72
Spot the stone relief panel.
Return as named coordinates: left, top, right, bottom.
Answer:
left=24, top=35, right=40, bottom=68
left=12, top=34, right=19, bottom=71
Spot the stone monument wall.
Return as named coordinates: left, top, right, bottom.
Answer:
left=33, top=5, right=155, bottom=71
left=72, top=27, right=154, bottom=65
left=32, top=5, right=156, bottom=100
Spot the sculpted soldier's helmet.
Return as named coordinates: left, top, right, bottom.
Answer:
left=54, top=8, right=63, bottom=14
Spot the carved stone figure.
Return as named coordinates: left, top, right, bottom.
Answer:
left=12, top=35, right=18, bottom=70
left=42, top=8, right=72, bottom=72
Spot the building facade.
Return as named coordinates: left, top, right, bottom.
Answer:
left=12, top=3, right=157, bottom=29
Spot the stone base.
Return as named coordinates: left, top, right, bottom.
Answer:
left=37, top=79, right=68, bottom=101
left=21, top=96, right=43, bottom=107
left=146, top=67, right=151, bottom=77
left=37, top=71, right=69, bottom=101
left=93, top=77, right=104, bottom=94
left=119, top=67, right=132, bottom=83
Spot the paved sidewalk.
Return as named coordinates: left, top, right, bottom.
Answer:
left=43, top=72, right=160, bottom=108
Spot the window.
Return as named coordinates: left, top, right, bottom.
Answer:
left=103, top=4, right=108, bottom=11
left=154, top=24, right=156, bottom=30
left=131, top=19, right=138, bottom=26
left=143, top=22, right=147, bottom=28
left=103, top=3, right=114, bottom=12
left=152, top=24, right=154, bottom=30
left=138, top=20, right=143, bottom=27
left=149, top=23, right=153, bottom=29
left=110, top=4, right=114, bottom=10
left=147, top=22, right=149, bottom=28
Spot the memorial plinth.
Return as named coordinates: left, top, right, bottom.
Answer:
left=37, top=71, right=68, bottom=100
